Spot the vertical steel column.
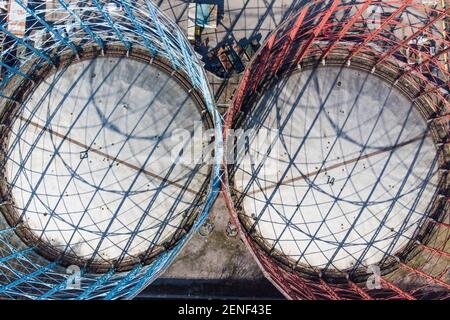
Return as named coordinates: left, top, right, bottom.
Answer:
left=347, top=279, right=373, bottom=300
left=38, top=278, right=73, bottom=300
left=176, top=30, right=200, bottom=87
left=0, top=60, right=31, bottom=79
left=380, top=277, right=415, bottom=300
left=104, top=264, right=143, bottom=300
left=0, top=247, right=35, bottom=264
left=318, top=278, right=341, bottom=300
left=0, top=226, right=15, bottom=236
left=397, top=47, right=450, bottom=80
left=248, top=32, right=276, bottom=94
left=418, top=243, right=450, bottom=258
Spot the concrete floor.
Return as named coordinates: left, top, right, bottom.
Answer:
left=233, top=66, right=440, bottom=271
left=155, top=0, right=307, bottom=106
left=149, top=1, right=309, bottom=287
left=156, top=0, right=304, bottom=47
left=154, top=0, right=448, bottom=106
left=7, top=57, right=209, bottom=264
left=163, top=196, right=262, bottom=280
left=141, top=195, right=283, bottom=299
left=5, top=56, right=269, bottom=292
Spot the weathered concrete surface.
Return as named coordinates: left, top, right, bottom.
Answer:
left=7, top=57, right=208, bottom=267
left=233, top=66, right=439, bottom=271
left=163, top=195, right=265, bottom=280
left=140, top=194, right=284, bottom=299
left=154, top=0, right=306, bottom=106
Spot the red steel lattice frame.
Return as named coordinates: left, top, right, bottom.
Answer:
left=223, top=0, right=450, bottom=300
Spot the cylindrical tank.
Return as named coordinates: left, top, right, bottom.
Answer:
left=0, top=1, right=222, bottom=299
left=223, top=0, right=449, bottom=300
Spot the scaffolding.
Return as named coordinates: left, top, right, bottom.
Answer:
left=0, top=0, right=222, bottom=299
left=223, top=0, right=449, bottom=300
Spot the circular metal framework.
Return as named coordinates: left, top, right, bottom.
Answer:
left=223, top=0, right=449, bottom=299
left=0, top=1, right=222, bottom=299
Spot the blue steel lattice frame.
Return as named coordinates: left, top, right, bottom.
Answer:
left=0, top=0, right=223, bottom=300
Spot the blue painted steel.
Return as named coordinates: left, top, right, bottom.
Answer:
left=0, top=262, right=58, bottom=293
left=0, top=226, right=15, bottom=236
left=14, top=0, right=79, bottom=54
left=146, top=0, right=179, bottom=69
left=37, top=278, right=74, bottom=300
left=0, top=247, right=35, bottom=264
left=0, top=0, right=222, bottom=300
left=91, top=0, right=131, bottom=50
left=77, top=268, right=115, bottom=300
left=104, top=264, right=143, bottom=300
left=120, top=0, right=157, bottom=56
left=0, top=24, right=54, bottom=64
left=177, top=31, right=199, bottom=86
left=0, top=60, right=32, bottom=79
left=56, top=0, right=105, bottom=49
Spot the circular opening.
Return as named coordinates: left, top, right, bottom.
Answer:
left=0, top=54, right=212, bottom=272
left=230, top=66, right=441, bottom=275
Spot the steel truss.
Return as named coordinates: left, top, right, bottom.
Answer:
left=0, top=0, right=222, bottom=300
left=223, top=0, right=449, bottom=300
